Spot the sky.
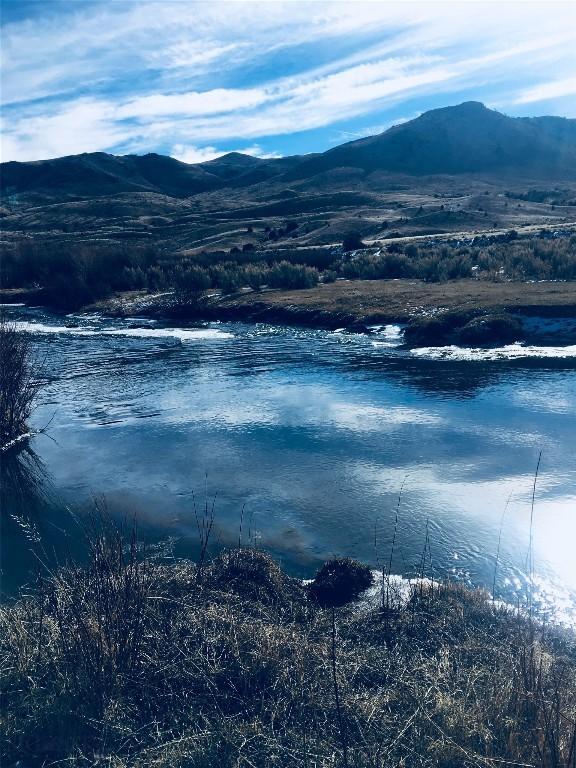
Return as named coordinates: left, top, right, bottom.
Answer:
left=1, top=0, right=575, bottom=163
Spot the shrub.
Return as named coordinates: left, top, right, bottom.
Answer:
left=268, top=261, right=319, bottom=290
left=243, top=263, right=269, bottom=290
left=342, top=232, right=365, bottom=251
left=308, top=558, right=373, bottom=607
left=174, top=265, right=211, bottom=295
left=0, top=318, right=42, bottom=448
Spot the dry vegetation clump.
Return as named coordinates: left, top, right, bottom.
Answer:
left=308, top=557, right=374, bottom=608
left=0, top=317, right=42, bottom=449
left=1, top=519, right=575, bottom=767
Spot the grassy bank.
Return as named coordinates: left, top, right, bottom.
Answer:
left=196, top=278, right=576, bottom=324
left=86, top=278, right=576, bottom=344
left=2, top=517, right=575, bottom=767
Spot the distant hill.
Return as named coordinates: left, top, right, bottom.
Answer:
left=288, top=102, right=576, bottom=179
left=1, top=103, right=575, bottom=206
left=0, top=150, right=304, bottom=202
left=0, top=102, right=576, bottom=228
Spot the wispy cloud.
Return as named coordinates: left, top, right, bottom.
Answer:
left=513, top=77, right=576, bottom=104
left=2, top=1, right=575, bottom=162
left=171, top=143, right=282, bottom=164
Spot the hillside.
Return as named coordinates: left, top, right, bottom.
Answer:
left=2, top=103, right=576, bottom=205
left=1, top=102, right=575, bottom=261
left=289, top=102, right=576, bottom=179
left=0, top=150, right=305, bottom=203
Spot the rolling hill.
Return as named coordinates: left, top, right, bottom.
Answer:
left=287, top=102, right=576, bottom=179
left=2, top=103, right=575, bottom=206
left=1, top=102, right=575, bottom=255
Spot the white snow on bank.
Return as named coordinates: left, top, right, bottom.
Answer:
left=306, top=570, right=576, bottom=629
left=371, top=324, right=404, bottom=347
left=411, top=343, right=576, bottom=361
left=14, top=321, right=234, bottom=341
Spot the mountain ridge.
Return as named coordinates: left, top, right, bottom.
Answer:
left=2, top=102, right=576, bottom=205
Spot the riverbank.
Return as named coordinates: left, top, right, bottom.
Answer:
left=89, top=279, right=576, bottom=323
left=86, top=278, right=576, bottom=346
left=3, top=278, right=576, bottom=347
left=2, top=526, right=575, bottom=767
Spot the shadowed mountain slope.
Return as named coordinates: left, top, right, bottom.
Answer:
left=288, top=102, right=576, bottom=179
left=1, top=103, right=575, bottom=209
left=0, top=150, right=305, bottom=202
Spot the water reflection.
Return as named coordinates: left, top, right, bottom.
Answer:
left=1, top=307, right=575, bottom=625
left=1, top=445, right=50, bottom=529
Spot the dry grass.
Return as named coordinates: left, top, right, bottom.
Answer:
left=217, top=278, right=576, bottom=323
left=1, top=517, right=575, bottom=767
left=0, top=316, right=43, bottom=449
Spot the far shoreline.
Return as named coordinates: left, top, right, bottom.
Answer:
left=3, top=278, right=576, bottom=346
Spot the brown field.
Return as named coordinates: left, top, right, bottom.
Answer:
left=216, top=279, right=576, bottom=323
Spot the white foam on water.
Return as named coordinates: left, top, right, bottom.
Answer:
left=15, top=322, right=99, bottom=336
left=103, top=327, right=234, bottom=341
left=14, top=321, right=233, bottom=341
left=411, top=343, right=576, bottom=361
left=370, top=324, right=404, bottom=348
left=371, top=324, right=404, bottom=341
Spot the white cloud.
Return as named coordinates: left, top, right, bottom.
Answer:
left=2, top=1, right=575, bottom=161
left=170, top=144, right=223, bottom=164
left=171, top=143, right=282, bottom=164
left=1, top=99, right=132, bottom=162
left=513, top=77, right=576, bottom=105
left=150, top=41, right=244, bottom=70
left=240, top=145, right=283, bottom=159
left=117, top=87, right=272, bottom=119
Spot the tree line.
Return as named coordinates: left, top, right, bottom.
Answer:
left=1, top=231, right=574, bottom=310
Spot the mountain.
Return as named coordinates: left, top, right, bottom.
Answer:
left=287, top=102, right=576, bottom=179
left=0, top=150, right=304, bottom=202
left=1, top=103, right=575, bottom=206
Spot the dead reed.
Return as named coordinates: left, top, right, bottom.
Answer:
left=0, top=316, right=43, bottom=451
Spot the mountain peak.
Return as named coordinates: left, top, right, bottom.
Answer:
left=449, top=100, right=489, bottom=112
left=203, top=152, right=263, bottom=166
left=418, top=101, right=496, bottom=123
left=287, top=102, right=576, bottom=179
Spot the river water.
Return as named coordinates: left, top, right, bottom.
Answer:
left=2, top=305, right=576, bottom=625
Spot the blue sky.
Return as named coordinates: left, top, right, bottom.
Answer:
left=1, top=0, right=575, bottom=163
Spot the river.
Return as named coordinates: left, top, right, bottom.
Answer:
left=2, top=305, right=576, bottom=625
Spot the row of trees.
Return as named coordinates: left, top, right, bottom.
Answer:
left=2, top=233, right=574, bottom=310
left=174, top=260, right=319, bottom=294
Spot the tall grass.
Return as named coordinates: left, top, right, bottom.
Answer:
left=1, top=513, right=575, bottom=767
left=0, top=317, right=42, bottom=450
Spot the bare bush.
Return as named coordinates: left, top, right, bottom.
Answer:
left=0, top=317, right=42, bottom=450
